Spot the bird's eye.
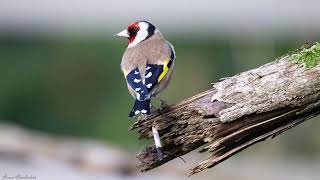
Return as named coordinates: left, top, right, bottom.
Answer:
left=129, top=27, right=139, bottom=34
left=132, top=28, right=139, bottom=33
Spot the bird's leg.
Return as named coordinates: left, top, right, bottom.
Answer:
left=159, top=99, right=168, bottom=110
left=154, top=96, right=169, bottom=110
left=152, top=126, right=163, bottom=161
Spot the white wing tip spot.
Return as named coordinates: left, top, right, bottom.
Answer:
left=146, top=83, right=152, bottom=88
left=141, top=109, right=147, bottom=114
left=145, top=72, right=152, bottom=78
left=135, top=88, right=141, bottom=92
left=134, top=110, right=140, bottom=115
left=134, top=78, right=141, bottom=83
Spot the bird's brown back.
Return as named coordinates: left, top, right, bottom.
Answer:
left=121, top=31, right=171, bottom=76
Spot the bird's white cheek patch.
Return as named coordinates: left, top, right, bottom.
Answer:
left=128, top=22, right=149, bottom=48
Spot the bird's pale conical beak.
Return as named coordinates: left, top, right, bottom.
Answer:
left=114, top=29, right=130, bottom=38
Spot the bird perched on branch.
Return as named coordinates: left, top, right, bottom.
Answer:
left=114, top=21, right=176, bottom=117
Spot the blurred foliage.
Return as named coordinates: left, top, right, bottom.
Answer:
left=289, top=42, right=320, bottom=68
left=0, top=33, right=319, bottom=154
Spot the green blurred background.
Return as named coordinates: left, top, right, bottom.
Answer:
left=1, top=0, right=320, bottom=156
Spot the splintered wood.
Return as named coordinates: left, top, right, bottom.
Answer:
left=130, top=56, right=320, bottom=176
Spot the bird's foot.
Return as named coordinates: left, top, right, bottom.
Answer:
left=159, top=99, right=169, bottom=111
left=154, top=97, right=169, bottom=111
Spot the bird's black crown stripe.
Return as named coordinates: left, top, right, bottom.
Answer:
left=146, top=23, right=156, bottom=39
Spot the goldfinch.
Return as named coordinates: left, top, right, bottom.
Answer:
left=115, top=21, right=176, bottom=118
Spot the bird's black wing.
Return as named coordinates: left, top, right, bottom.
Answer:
left=126, top=67, right=149, bottom=101
left=144, top=43, right=175, bottom=92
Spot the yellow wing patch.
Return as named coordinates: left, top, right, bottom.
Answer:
left=122, top=70, right=129, bottom=77
left=157, top=58, right=170, bottom=83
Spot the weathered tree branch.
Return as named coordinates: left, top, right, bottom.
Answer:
left=129, top=43, right=320, bottom=176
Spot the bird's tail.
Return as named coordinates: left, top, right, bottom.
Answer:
left=129, top=99, right=151, bottom=118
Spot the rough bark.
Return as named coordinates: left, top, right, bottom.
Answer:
left=130, top=47, right=320, bottom=176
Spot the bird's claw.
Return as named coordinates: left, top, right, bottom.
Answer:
left=153, top=97, right=169, bottom=111
left=159, top=99, right=169, bottom=111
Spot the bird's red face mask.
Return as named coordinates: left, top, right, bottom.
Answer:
left=113, top=22, right=140, bottom=45
left=114, top=21, right=155, bottom=48
left=127, top=22, right=140, bottom=44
